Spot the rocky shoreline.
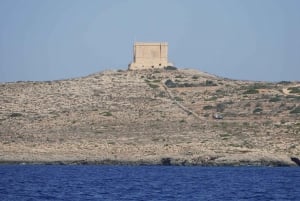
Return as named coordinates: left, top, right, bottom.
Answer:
left=1, top=156, right=299, bottom=167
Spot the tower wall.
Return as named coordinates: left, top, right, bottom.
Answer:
left=129, top=42, right=172, bottom=70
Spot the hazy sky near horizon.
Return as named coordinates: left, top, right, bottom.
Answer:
left=0, top=0, right=299, bottom=82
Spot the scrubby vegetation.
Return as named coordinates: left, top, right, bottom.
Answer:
left=10, top=113, right=23, bottom=118
left=278, top=81, right=292, bottom=85
left=288, top=87, right=300, bottom=94
left=243, top=88, right=259, bottom=94
left=253, top=108, right=263, bottom=114
left=1, top=68, right=299, bottom=166
left=203, top=105, right=214, bottom=110
left=205, top=80, right=217, bottom=86
left=164, top=66, right=177, bottom=70
left=290, top=106, right=300, bottom=114
left=174, top=96, right=183, bottom=101
left=148, top=83, right=159, bottom=89
left=101, top=111, right=113, bottom=116
left=269, top=96, right=281, bottom=102
left=216, top=103, right=226, bottom=112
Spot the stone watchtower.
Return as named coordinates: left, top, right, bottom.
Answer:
left=128, top=42, right=173, bottom=70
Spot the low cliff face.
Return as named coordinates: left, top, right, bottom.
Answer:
left=0, top=68, right=299, bottom=166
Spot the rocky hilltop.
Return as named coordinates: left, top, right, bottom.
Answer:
left=0, top=68, right=300, bottom=166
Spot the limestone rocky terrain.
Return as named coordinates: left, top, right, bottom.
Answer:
left=0, top=68, right=300, bottom=166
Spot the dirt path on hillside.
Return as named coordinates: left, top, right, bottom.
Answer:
left=282, top=85, right=300, bottom=96
left=161, top=80, right=203, bottom=120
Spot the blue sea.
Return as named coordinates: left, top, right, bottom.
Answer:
left=0, top=165, right=299, bottom=201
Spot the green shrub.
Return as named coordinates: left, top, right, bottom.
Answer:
left=220, top=133, right=230, bottom=138
left=244, top=102, right=251, bottom=107
left=175, top=75, right=184, bottom=78
left=288, top=87, right=300, bottom=94
left=148, top=83, right=159, bottom=89
left=216, top=103, right=226, bottom=112
left=253, top=108, right=263, bottom=114
left=101, top=112, right=112, bottom=116
left=192, top=75, right=199, bottom=80
left=165, top=79, right=204, bottom=88
left=278, top=81, right=291, bottom=85
left=252, top=83, right=270, bottom=89
left=204, top=113, right=210, bottom=117
left=269, top=96, right=281, bottom=102
left=157, top=91, right=166, bottom=97
left=243, top=88, right=259, bottom=94
left=226, top=100, right=234, bottom=105
left=205, top=96, right=218, bottom=101
left=215, top=89, right=224, bottom=95
left=205, top=80, right=217, bottom=86
left=290, top=106, right=300, bottom=114
left=203, top=105, right=214, bottom=110
left=241, top=84, right=268, bottom=92
left=286, top=95, right=298, bottom=99
left=10, top=113, right=22, bottom=118
left=174, top=96, right=183, bottom=101
left=164, top=66, right=177, bottom=70
left=165, top=79, right=177, bottom=88
left=182, top=83, right=194, bottom=87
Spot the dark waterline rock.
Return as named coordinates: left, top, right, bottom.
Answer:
left=291, top=157, right=300, bottom=166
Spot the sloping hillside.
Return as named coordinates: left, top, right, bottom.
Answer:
left=0, top=68, right=299, bottom=166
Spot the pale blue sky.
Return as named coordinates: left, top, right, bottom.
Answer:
left=0, top=0, right=299, bottom=82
